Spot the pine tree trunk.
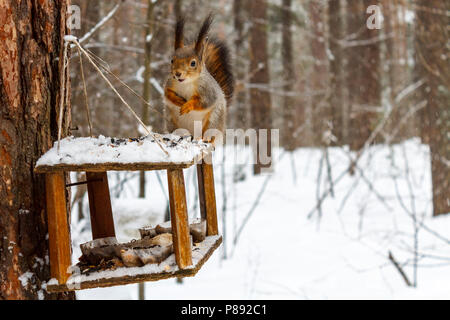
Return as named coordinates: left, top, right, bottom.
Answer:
left=309, top=0, right=329, bottom=147
left=415, top=0, right=450, bottom=216
left=148, top=0, right=168, bottom=132
left=232, top=0, right=248, bottom=131
left=0, top=0, right=74, bottom=299
left=384, top=0, right=410, bottom=142
left=346, top=0, right=381, bottom=150
left=248, top=0, right=272, bottom=174
left=281, top=0, right=296, bottom=151
left=328, top=0, right=345, bottom=145
left=139, top=0, right=155, bottom=200
left=71, top=0, right=99, bottom=137
left=345, top=0, right=362, bottom=150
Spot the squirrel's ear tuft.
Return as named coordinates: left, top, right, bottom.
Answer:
left=175, top=16, right=185, bottom=50
left=195, top=13, right=214, bottom=57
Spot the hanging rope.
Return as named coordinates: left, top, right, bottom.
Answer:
left=58, top=36, right=169, bottom=156
left=57, top=41, right=69, bottom=152
left=77, top=46, right=93, bottom=137
left=82, top=45, right=172, bottom=123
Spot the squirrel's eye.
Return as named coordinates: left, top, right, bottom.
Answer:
left=190, top=60, right=196, bottom=67
left=171, top=59, right=174, bottom=64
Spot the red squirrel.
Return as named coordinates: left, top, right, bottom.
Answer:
left=164, top=14, right=234, bottom=143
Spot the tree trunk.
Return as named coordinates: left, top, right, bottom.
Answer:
left=281, top=0, right=296, bottom=151
left=309, top=0, right=329, bottom=147
left=384, top=0, right=411, bottom=142
left=232, top=0, right=248, bottom=131
left=248, top=0, right=272, bottom=174
left=174, top=0, right=182, bottom=18
left=139, top=0, right=155, bottom=200
left=0, top=0, right=74, bottom=299
left=346, top=0, right=381, bottom=150
left=415, top=0, right=450, bottom=216
left=148, top=0, right=169, bottom=132
left=71, top=0, right=99, bottom=137
left=328, top=0, right=345, bottom=145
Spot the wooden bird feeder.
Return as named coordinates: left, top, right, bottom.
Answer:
left=35, top=135, right=221, bottom=292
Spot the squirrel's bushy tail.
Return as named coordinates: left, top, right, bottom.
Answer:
left=204, top=37, right=234, bottom=106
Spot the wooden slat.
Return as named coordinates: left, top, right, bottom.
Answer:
left=45, top=172, right=72, bottom=284
left=34, top=146, right=213, bottom=173
left=167, top=169, right=192, bottom=269
left=200, top=154, right=218, bottom=236
left=46, top=236, right=222, bottom=292
left=35, top=161, right=192, bottom=173
left=86, top=172, right=116, bottom=239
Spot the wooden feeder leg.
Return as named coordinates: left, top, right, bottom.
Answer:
left=45, top=172, right=72, bottom=284
left=196, top=164, right=206, bottom=220
left=86, top=171, right=116, bottom=239
left=167, top=169, right=192, bottom=269
left=197, top=154, right=218, bottom=236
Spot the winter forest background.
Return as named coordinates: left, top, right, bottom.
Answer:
left=0, top=0, right=448, bottom=300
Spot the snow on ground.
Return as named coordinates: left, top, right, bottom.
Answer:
left=71, top=138, right=450, bottom=300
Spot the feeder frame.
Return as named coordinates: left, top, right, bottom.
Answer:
left=35, top=148, right=220, bottom=292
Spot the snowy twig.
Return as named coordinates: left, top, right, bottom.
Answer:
left=232, top=152, right=286, bottom=252
left=77, top=2, right=122, bottom=45
left=392, top=166, right=450, bottom=245
left=340, top=149, right=393, bottom=212
left=315, top=152, right=324, bottom=225
left=85, top=42, right=145, bottom=54
left=308, top=78, right=423, bottom=219
left=388, top=251, right=412, bottom=287
left=401, top=144, right=419, bottom=287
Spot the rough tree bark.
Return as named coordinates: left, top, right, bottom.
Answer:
left=139, top=0, right=155, bottom=200
left=248, top=0, right=272, bottom=174
left=150, top=0, right=170, bottom=129
left=281, top=0, right=297, bottom=151
left=328, top=0, right=345, bottom=145
left=138, top=0, right=157, bottom=299
left=0, top=0, right=74, bottom=299
left=232, top=0, right=248, bottom=131
left=415, top=0, right=450, bottom=216
left=384, top=0, right=411, bottom=142
left=346, top=0, right=381, bottom=150
left=147, top=0, right=168, bottom=132
left=309, top=0, right=329, bottom=147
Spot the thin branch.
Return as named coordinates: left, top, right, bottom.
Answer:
left=78, top=2, right=122, bottom=45
left=77, top=46, right=93, bottom=137
left=232, top=152, right=286, bottom=249
left=388, top=251, right=412, bottom=287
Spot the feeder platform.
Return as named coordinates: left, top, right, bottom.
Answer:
left=35, top=135, right=220, bottom=292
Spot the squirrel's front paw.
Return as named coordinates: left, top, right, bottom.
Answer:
left=180, top=101, right=195, bottom=115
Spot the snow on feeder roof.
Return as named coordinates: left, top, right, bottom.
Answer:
left=35, top=134, right=213, bottom=173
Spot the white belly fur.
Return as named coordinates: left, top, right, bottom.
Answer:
left=165, top=80, right=211, bottom=136
left=178, top=108, right=210, bottom=135
left=164, top=71, right=224, bottom=136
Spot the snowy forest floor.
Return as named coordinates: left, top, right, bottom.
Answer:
left=71, top=138, right=450, bottom=299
